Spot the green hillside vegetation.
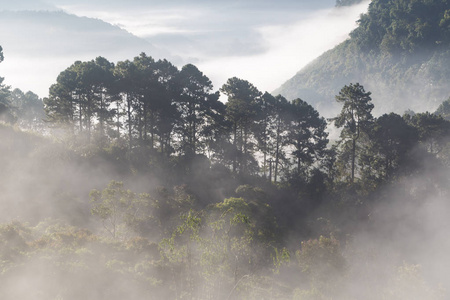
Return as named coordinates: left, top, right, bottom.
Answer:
left=275, top=0, right=450, bottom=116
left=2, top=19, right=450, bottom=299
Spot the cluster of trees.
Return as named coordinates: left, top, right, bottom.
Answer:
left=331, top=83, right=450, bottom=190
left=2, top=40, right=450, bottom=298
left=0, top=47, right=45, bottom=128
left=275, top=0, right=450, bottom=115
left=1, top=177, right=446, bottom=300
left=350, top=0, right=450, bottom=54
left=4, top=46, right=450, bottom=190
left=0, top=46, right=14, bottom=123
left=40, top=53, right=450, bottom=245
left=43, top=54, right=329, bottom=182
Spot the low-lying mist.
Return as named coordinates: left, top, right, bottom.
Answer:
left=1, top=121, right=449, bottom=299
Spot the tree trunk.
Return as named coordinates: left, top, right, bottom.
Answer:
left=116, top=99, right=121, bottom=138
left=127, top=93, right=132, bottom=151
left=99, top=90, right=105, bottom=143
left=233, top=122, right=237, bottom=173
left=351, top=138, right=356, bottom=183
left=87, top=94, right=92, bottom=144
left=274, top=119, right=281, bottom=182
left=79, top=100, right=82, bottom=134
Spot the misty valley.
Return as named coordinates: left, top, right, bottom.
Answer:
left=1, top=0, right=450, bottom=299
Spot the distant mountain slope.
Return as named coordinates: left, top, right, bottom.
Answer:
left=275, top=0, right=450, bottom=116
left=0, top=10, right=166, bottom=97
left=0, top=10, right=163, bottom=58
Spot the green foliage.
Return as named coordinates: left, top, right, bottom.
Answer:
left=2, top=116, right=450, bottom=298
left=4, top=24, right=450, bottom=299
left=272, top=247, right=290, bottom=274
left=405, top=111, right=450, bottom=154
left=175, top=64, right=222, bottom=157
left=0, top=220, right=167, bottom=300
left=254, top=93, right=291, bottom=181
left=276, top=0, right=450, bottom=115
left=351, top=0, right=450, bottom=54
left=435, top=97, right=450, bottom=120
left=44, top=57, right=116, bottom=144
left=90, top=180, right=154, bottom=239
left=332, top=83, right=374, bottom=182
left=221, top=77, right=262, bottom=174
left=8, top=88, right=45, bottom=131
left=0, top=46, right=13, bottom=124
left=362, top=112, right=418, bottom=182
left=289, top=98, right=329, bottom=177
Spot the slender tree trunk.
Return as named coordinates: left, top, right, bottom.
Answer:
left=274, top=137, right=280, bottom=182
left=79, top=100, right=82, bottom=134
left=351, top=138, right=356, bottom=183
left=242, top=126, right=247, bottom=174
left=233, top=122, right=237, bottom=173
left=138, top=105, right=143, bottom=144
left=274, top=119, right=281, bottom=182
left=150, top=111, right=155, bottom=149
left=263, top=150, right=267, bottom=179
left=262, top=117, right=268, bottom=179
left=127, top=93, right=132, bottom=151
left=87, top=114, right=91, bottom=144
left=268, top=159, right=272, bottom=182
left=143, top=100, right=148, bottom=142
left=116, top=99, right=121, bottom=138
left=192, top=111, right=196, bottom=156
left=87, top=93, right=92, bottom=144
left=100, top=90, right=104, bottom=143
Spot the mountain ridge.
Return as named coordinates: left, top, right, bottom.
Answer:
left=0, top=9, right=172, bottom=97
left=274, top=0, right=450, bottom=117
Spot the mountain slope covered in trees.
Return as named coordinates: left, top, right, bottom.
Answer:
left=275, top=0, right=450, bottom=116
left=2, top=6, right=450, bottom=298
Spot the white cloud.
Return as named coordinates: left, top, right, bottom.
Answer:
left=196, top=1, right=370, bottom=93
left=56, top=5, right=195, bottom=36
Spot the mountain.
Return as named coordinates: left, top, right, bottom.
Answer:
left=0, top=10, right=165, bottom=59
left=274, top=0, right=450, bottom=117
left=0, top=10, right=168, bottom=97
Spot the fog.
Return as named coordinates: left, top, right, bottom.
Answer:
left=1, top=0, right=450, bottom=299
left=0, top=0, right=368, bottom=98
left=1, top=119, right=450, bottom=299
left=341, top=169, right=450, bottom=299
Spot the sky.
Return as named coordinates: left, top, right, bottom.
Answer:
left=0, top=0, right=370, bottom=98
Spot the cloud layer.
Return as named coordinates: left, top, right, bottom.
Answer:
left=0, top=0, right=369, bottom=98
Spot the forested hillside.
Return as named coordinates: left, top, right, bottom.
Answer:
left=1, top=33, right=450, bottom=298
left=275, top=0, right=450, bottom=116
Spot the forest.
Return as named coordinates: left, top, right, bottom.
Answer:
left=276, top=0, right=450, bottom=115
left=1, top=42, right=450, bottom=299
left=1, top=0, right=450, bottom=298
